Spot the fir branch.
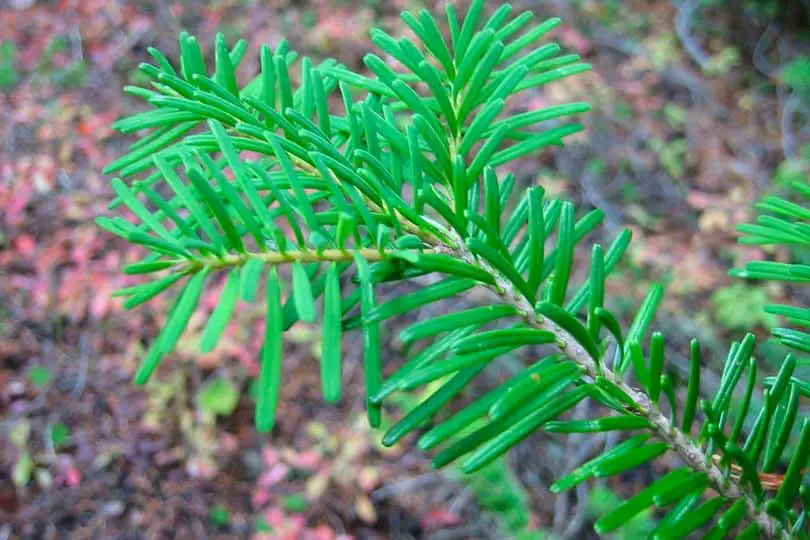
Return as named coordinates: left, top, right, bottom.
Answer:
left=445, top=238, right=785, bottom=538
left=100, top=3, right=809, bottom=536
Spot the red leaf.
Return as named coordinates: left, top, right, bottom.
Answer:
left=15, top=234, right=36, bottom=257
left=421, top=507, right=463, bottom=530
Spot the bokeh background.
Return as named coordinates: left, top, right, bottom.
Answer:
left=1, top=0, right=809, bottom=538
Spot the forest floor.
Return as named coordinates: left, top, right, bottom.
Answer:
left=1, top=1, right=808, bottom=539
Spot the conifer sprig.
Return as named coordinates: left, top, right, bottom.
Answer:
left=100, top=2, right=808, bottom=536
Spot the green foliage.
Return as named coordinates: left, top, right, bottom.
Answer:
left=775, top=147, right=810, bottom=188
left=199, top=377, right=240, bottom=417
left=9, top=419, right=30, bottom=450
left=37, top=35, right=86, bottom=89
left=9, top=421, right=33, bottom=487
left=703, top=47, right=740, bottom=77
left=649, top=137, right=688, bottom=178
left=28, top=365, right=53, bottom=388
left=282, top=494, right=309, bottom=513
left=100, top=1, right=808, bottom=536
left=255, top=516, right=272, bottom=533
left=453, top=458, right=534, bottom=536
left=0, top=41, right=20, bottom=89
left=781, top=56, right=810, bottom=102
left=12, top=452, right=35, bottom=489
left=712, top=283, right=778, bottom=331
left=9, top=419, right=53, bottom=490
left=209, top=504, right=230, bottom=527
left=662, top=103, right=687, bottom=128
left=49, top=422, right=70, bottom=448
left=733, top=178, right=810, bottom=356
left=587, top=484, right=655, bottom=539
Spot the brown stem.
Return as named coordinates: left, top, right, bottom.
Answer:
left=191, top=247, right=419, bottom=270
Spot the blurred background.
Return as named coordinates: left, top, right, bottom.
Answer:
left=1, top=0, right=809, bottom=538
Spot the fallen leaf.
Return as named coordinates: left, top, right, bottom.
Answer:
left=354, top=495, right=376, bottom=524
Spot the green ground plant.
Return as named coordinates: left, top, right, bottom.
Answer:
left=0, top=41, right=20, bottom=89
left=99, top=1, right=809, bottom=537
